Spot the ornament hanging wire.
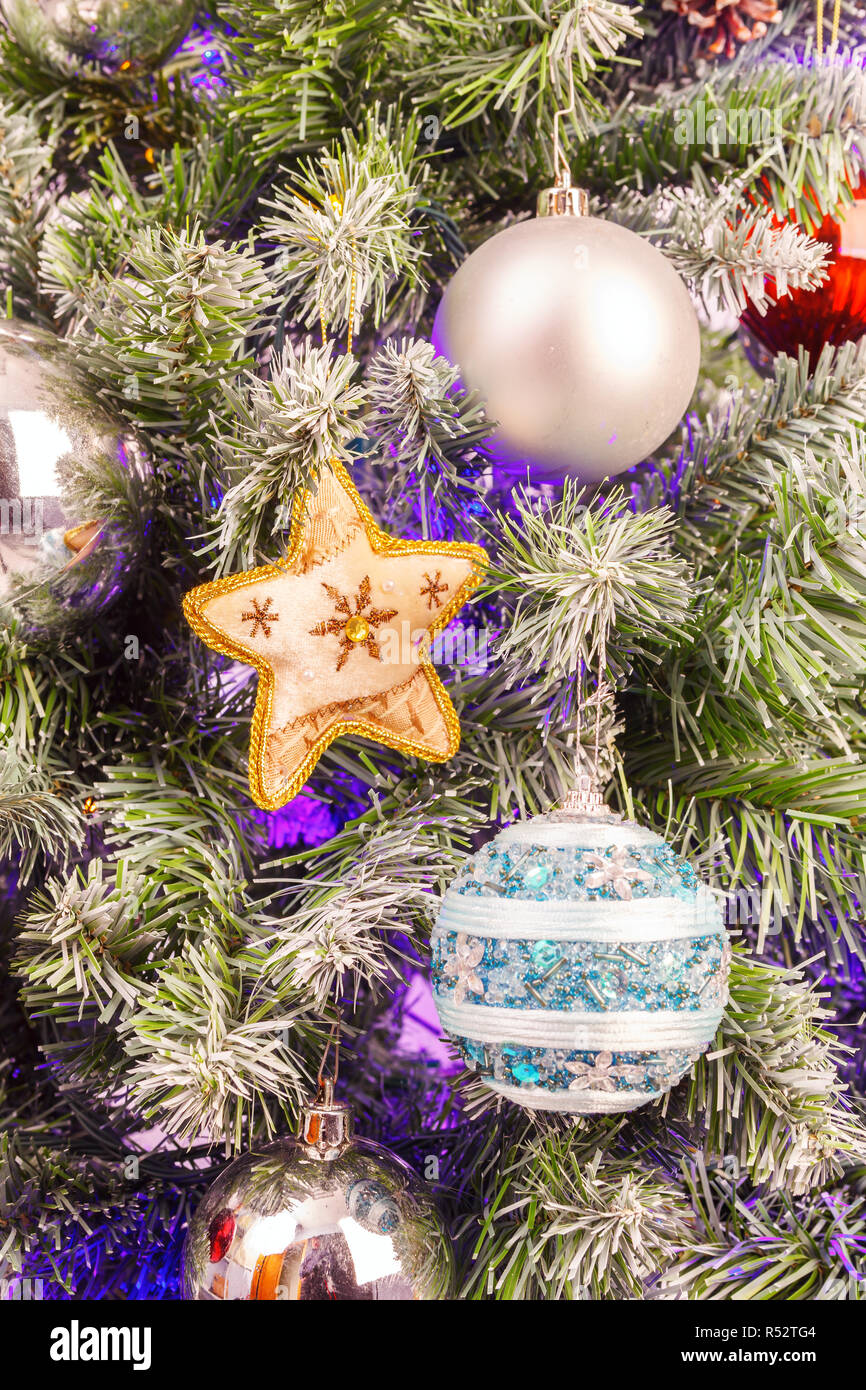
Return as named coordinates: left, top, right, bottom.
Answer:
left=550, top=53, right=617, bottom=817
left=540, top=40, right=588, bottom=217
left=315, top=1008, right=342, bottom=1106
left=294, top=191, right=358, bottom=353
left=561, top=622, right=611, bottom=817
left=551, top=31, right=576, bottom=188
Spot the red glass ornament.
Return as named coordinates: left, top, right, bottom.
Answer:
left=740, top=182, right=866, bottom=363
left=207, top=1209, right=235, bottom=1264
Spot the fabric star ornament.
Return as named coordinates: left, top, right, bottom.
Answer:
left=183, top=459, right=487, bottom=810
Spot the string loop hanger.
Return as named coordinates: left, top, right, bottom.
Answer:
left=815, top=0, right=842, bottom=56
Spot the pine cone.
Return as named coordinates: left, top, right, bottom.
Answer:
left=662, top=0, right=782, bottom=58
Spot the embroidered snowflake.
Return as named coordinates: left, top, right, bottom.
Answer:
left=420, top=570, right=449, bottom=610
left=310, top=575, right=397, bottom=671
left=241, top=595, right=279, bottom=638
left=584, top=846, right=655, bottom=899
left=566, top=1051, right=644, bottom=1092
left=443, top=933, right=485, bottom=1003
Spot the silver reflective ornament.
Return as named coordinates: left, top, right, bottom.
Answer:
left=1, top=0, right=196, bottom=80
left=183, top=1088, right=454, bottom=1301
left=432, top=178, right=701, bottom=484
left=0, top=318, right=129, bottom=595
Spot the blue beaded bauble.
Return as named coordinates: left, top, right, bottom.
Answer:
left=431, top=808, right=730, bottom=1114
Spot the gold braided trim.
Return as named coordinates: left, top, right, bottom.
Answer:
left=284, top=467, right=363, bottom=575
left=270, top=669, right=422, bottom=736
left=182, top=456, right=488, bottom=812
left=263, top=668, right=451, bottom=801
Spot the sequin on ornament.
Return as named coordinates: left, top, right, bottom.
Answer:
left=432, top=931, right=725, bottom=1013
left=455, top=1038, right=703, bottom=1094
left=441, top=932, right=485, bottom=1003
left=456, top=841, right=701, bottom=902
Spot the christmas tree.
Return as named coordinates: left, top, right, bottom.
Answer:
left=1, top=0, right=866, bottom=1305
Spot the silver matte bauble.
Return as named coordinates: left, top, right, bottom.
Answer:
left=0, top=318, right=128, bottom=595
left=0, top=0, right=196, bottom=80
left=183, top=1091, right=454, bottom=1301
left=432, top=211, right=701, bottom=483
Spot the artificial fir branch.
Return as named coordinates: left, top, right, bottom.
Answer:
left=487, top=483, right=694, bottom=693
left=364, top=336, right=490, bottom=535
left=0, top=755, right=83, bottom=885
left=0, top=1131, right=126, bottom=1282
left=262, top=112, right=431, bottom=335
left=200, top=342, right=365, bottom=575
left=689, top=950, right=866, bottom=1190
left=0, top=96, right=59, bottom=316
left=571, top=48, right=866, bottom=224
left=408, top=0, right=644, bottom=157
left=613, top=184, right=832, bottom=316
left=68, top=224, right=271, bottom=440
left=119, top=920, right=319, bottom=1151
left=218, top=0, right=392, bottom=169
left=251, top=801, right=481, bottom=1007
left=659, top=1159, right=866, bottom=1298
left=15, top=860, right=155, bottom=1025
left=464, top=1133, right=694, bottom=1300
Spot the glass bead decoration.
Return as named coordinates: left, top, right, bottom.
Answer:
left=431, top=809, right=730, bottom=1114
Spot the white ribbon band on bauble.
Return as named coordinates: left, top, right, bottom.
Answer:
left=487, top=1081, right=666, bottom=1114
left=435, top=888, right=723, bottom=941
left=435, top=999, right=724, bottom=1050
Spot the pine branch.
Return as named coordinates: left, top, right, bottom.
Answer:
left=408, top=0, right=644, bottom=161
left=464, top=1132, right=693, bottom=1299
left=218, top=0, right=393, bottom=168
left=198, top=342, right=366, bottom=575
left=571, top=47, right=866, bottom=221
left=0, top=95, right=59, bottom=313
left=660, top=1159, right=866, bottom=1298
left=120, top=918, right=320, bottom=1150
left=262, top=110, right=430, bottom=336
left=67, top=224, right=271, bottom=439
left=612, top=183, right=831, bottom=316
left=364, top=335, right=489, bottom=536
left=488, top=482, right=694, bottom=693
left=0, top=754, right=83, bottom=885
left=250, top=800, right=476, bottom=1006
left=0, top=1131, right=126, bottom=1282
left=14, top=859, right=154, bottom=1027
left=688, top=950, right=866, bottom=1190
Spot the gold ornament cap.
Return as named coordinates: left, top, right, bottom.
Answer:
left=297, top=1079, right=353, bottom=1161
left=537, top=169, right=589, bottom=219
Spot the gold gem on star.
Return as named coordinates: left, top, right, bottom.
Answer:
left=182, top=458, right=488, bottom=810
left=310, top=575, right=398, bottom=671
